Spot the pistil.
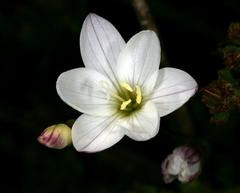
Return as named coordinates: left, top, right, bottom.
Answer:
left=116, top=82, right=143, bottom=112
left=110, top=93, right=125, bottom=102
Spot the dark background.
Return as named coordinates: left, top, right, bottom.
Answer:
left=1, top=0, right=240, bottom=192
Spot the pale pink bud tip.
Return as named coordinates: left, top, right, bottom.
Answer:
left=161, top=146, right=201, bottom=184
left=38, top=124, right=72, bottom=149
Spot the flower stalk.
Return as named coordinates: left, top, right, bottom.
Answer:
left=132, top=0, right=196, bottom=136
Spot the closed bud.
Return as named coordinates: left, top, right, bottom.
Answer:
left=38, top=124, right=72, bottom=149
left=161, top=146, right=201, bottom=183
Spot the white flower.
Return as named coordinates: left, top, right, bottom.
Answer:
left=56, top=13, right=197, bottom=152
left=161, top=146, right=201, bottom=183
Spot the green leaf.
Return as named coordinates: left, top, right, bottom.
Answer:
left=180, top=181, right=212, bottom=193
left=210, top=112, right=230, bottom=124
left=218, top=69, right=236, bottom=84
left=220, top=187, right=240, bottom=193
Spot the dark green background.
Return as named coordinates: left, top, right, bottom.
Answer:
left=1, top=0, right=240, bottom=192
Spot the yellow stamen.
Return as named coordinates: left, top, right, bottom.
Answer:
left=135, top=85, right=142, bottom=104
left=120, top=82, right=134, bottom=92
left=120, top=99, right=132, bottom=110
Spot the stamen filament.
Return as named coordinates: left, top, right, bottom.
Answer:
left=120, top=99, right=132, bottom=110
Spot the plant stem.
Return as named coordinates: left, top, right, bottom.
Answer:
left=132, top=0, right=167, bottom=66
left=132, top=0, right=159, bottom=34
left=132, top=0, right=195, bottom=137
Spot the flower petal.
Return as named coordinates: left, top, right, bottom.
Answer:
left=120, top=101, right=160, bottom=141
left=116, top=30, right=160, bottom=94
left=72, top=114, right=124, bottom=152
left=178, top=161, right=201, bottom=183
left=56, top=68, right=118, bottom=116
left=80, top=13, right=125, bottom=88
left=149, top=68, right=197, bottom=117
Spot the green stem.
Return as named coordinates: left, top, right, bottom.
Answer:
left=132, top=0, right=168, bottom=66
left=132, top=0, right=195, bottom=137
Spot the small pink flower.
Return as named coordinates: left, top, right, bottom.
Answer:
left=161, top=146, right=201, bottom=183
left=38, top=124, right=72, bottom=149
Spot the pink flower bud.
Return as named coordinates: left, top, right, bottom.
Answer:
left=38, top=124, right=72, bottom=149
left=161, top=146, right=201, bottom=183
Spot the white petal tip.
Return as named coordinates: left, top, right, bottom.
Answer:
left=86, top=13, right=98, bottom=19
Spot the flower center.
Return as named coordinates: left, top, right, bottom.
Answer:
left=112, top=82, right=143, bottom=113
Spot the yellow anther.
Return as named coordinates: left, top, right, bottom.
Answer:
left=120, top=99, right=132, bottom=110
left=135, top=85, right=142, bottom=104
left=120, top=82, right=134, bottom=92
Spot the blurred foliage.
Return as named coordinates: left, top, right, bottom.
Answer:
left=202, top=23, right=240, bottom=124
left=1, top=0, right=240, bottom=193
